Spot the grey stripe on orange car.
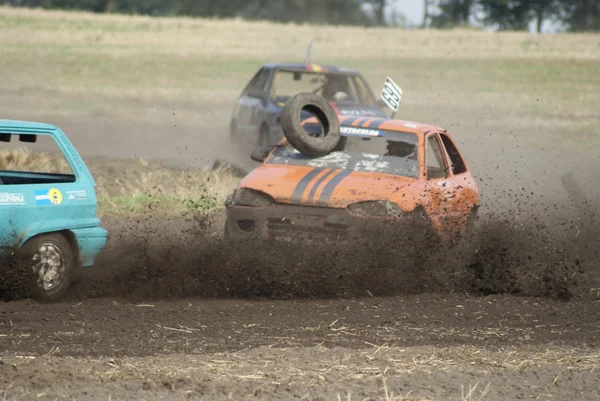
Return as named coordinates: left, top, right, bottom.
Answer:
left=316, top=169, right=353, bottom=206
left=367, top=118, right=387, bottom=128
left=306, top=168, right=338, bottom=204
left=291, top=167, right=326, bottom=203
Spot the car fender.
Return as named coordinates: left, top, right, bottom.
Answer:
left=16, top=218, right=107, bottom=267
left=16, top=217, right=102, bottom=246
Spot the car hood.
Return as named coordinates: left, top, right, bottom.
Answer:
left=240, top=164, right=418, bottom=209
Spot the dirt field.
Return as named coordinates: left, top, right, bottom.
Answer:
left=1, top=295, right=600, bottom=400
left=1, top=6, right=600, bottom=401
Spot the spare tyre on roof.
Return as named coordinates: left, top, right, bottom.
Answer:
left=280, top=92, right=342, bottom=158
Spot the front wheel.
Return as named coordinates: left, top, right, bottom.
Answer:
left=18, top=233, right=75, bottom=302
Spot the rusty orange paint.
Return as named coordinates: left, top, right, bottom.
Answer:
left=239, top=116, right=479, bottom=239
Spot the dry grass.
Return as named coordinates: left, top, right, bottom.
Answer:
left=1, top=345, right=598, bottom=400
left=0, top=5, right=598, bottom=154
left=93, top=158, right=241, bottom=216
left=0, top=148, right=241, bottom=216
left=0, top=148, right=71, bottom=174
left=2, top=6, right=599, bottom=61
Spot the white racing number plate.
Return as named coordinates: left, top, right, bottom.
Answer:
left=381, top=76, right=402, bottom=112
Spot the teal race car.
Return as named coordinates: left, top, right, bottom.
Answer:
left=0, top=120, right=107, bottom=302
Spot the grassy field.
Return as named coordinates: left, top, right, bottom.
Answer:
left=0, top=6, right=599, bottom=151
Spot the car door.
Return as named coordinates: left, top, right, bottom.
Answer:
left=423, top=132, right=464, bottom=236
left=233, top=68, right=262, bottom=136
left=237, top=68, right=271, bottom=137
left=0, top=131, right=96, bottom=250
left=438, top=132, right=479, bottom=224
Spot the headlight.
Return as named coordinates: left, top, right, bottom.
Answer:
left=228, top=188, right=274, bottom=207
left=347, top=200, right=403, bottom=218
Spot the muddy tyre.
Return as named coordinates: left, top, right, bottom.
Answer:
left=18, top=233, right=75, bottom=303
left=281, top=92, right=341, bottom=157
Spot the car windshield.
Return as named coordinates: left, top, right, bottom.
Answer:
left=266, top=132, right=419, bottom=179
left=271, top=69, right=377, bottom=107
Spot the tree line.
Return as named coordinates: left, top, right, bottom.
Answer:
left=427, top=0, right=599, bottom=32
left=2, top=0, right=599, bottom=32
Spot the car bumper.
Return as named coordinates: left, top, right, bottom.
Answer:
left=71, top=226, right=108, bottom=267
left=225, top=204, right=436, bottom=244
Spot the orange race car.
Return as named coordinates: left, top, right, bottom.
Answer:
left=224, top=92, right=479, bottom=244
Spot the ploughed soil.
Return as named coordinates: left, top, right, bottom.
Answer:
left=1, top=295, right=599, bottom=400
left=1, top=210, right=600, bottom=400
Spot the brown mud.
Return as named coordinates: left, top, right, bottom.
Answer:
left=1, top=293, right=599, bottom=400
left=3, top=200, right=598, bottom=400
left=58, top=205, right=597, bottom=303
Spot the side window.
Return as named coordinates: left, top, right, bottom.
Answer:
left=242, top=68, right=264, bottom=96
left=0, top=133, right=75, bottom=185
left=254, top=69, right=270, bottom=93
left=351, top=75, right=376, bottom=106
left=440, top=133, right=467, bottom=175
left=426, top=135, right=448, bottom=180
left=343, top=76, right=361, bottom=103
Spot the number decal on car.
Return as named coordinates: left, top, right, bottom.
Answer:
left=381, top=77, right=402, bottom=112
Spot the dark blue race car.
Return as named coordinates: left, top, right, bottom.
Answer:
left=229, top=63, right=389, bottom=154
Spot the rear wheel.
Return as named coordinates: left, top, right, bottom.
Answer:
left=18, top=233, right=75, bottom=302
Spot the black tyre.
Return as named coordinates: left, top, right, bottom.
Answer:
left=281, top=92, right=341, bottom=157
left=18, top=233, right=75, bottom=302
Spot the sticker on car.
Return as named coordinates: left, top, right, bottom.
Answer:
left=340, top=126, right=384, bottom=137
left=35, top=188, right=63, bottom=205
left=67, top=190, right=87, bottom=200
left=381, top=77, right=402, bottom=112
left=0, top=192, right=25, bottom=206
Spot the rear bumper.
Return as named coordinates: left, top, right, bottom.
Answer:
left=71, top=226, right=108, bottom=267
left=225, top=204, right=436, bottom=244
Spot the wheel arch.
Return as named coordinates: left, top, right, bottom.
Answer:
left=20, top=229, right=80, bottom=264
left=60, top=230, right=81, bottom=265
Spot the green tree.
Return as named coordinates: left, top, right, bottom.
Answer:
left=363, top=0, right=387, bottom=25
left=430, top=0, right=475, bottom=27
left=559, top=0, right=600, bottom=32
left=243, top=0, right=371, bottom=25
left=528, top=0, right=561, bottom=32
left=478, top=0, right=531, bottom=30
left=172, top=0, right=247, bottom=18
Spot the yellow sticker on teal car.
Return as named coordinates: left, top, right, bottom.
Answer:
left=35, top=188, right=63, bottom=205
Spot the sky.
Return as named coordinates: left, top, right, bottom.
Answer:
left=395, top=0, right=424, bottom=27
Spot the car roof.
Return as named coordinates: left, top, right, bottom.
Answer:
left=303, top=116, right=446, bottom=139
left=340, top=116, right=446, bottom=137
left=0, top=119, right=57, bottom=132
left=263, top=63, right=360, bottom=74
